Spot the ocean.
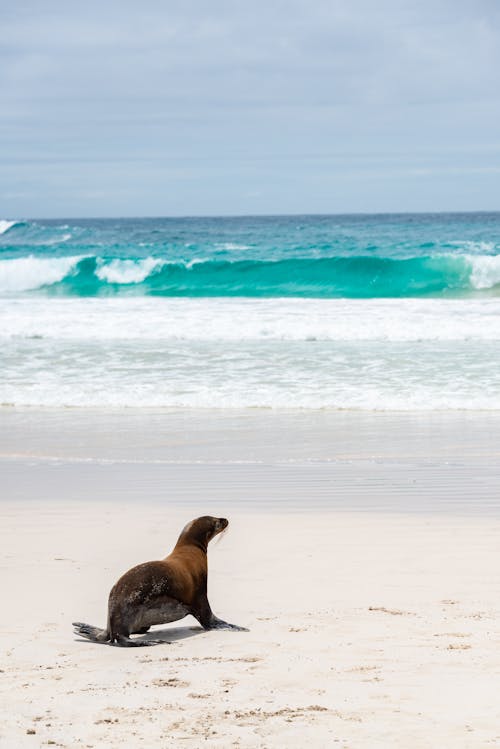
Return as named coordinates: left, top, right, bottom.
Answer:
left=1, top=212, right=500, bottom=409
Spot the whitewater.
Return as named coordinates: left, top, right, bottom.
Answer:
left=1, top=213, right=500, bottom=409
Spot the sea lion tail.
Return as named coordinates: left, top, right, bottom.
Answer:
left=72, top=621, right=110, bottom=643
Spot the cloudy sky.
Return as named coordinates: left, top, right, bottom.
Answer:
left=1, top=0, right=499, bottom=217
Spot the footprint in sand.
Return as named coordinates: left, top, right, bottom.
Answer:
left=368, top=606, right=416, bottom=616
left=152, top=677, right=189, bottom=688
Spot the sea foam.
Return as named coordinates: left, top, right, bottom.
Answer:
left=3, top=297, right=500, bottom=342
left=467, top=254, right=500, bottom=289
left=0, top=255, right=84, bottom=292
left=0, top=220, right=20, bottom=235
left=95, top=257, right=163, bottom=284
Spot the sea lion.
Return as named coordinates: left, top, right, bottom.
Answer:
left=73, top=516, right=247, bottom=647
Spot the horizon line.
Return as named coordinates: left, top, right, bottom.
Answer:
left=7, top=209, right=500, bottom=222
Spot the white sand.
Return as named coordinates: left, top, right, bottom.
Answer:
left=1, top=408, right=500, bottom=747
left=1, top=501, right=500, bottom=748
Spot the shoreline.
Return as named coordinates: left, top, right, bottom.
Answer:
left=3, top=458, right=500, bottom=515
left=3, top=405, right=500, bottom=459
left=2, top=407, right=500, bottom=515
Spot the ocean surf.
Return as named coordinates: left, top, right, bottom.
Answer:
left=1, top=213, right=500, bottom=409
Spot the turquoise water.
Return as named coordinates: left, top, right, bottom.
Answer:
left=2, top=213, right=500, bottom=297
left=2, top=213, right=500, bottom=409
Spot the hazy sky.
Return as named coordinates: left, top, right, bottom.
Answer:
left=1, top=0, right=500, bottom=217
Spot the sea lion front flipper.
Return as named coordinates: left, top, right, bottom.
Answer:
left=192, top=597, right=249, bottom=632
left=208, top=616, right=249, bottom=632
left=202, top=614, right=250, bottom=632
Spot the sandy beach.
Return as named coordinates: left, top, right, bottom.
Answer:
left=4, top=0, right=500, bottom=744
left=1, top=409, right=500, bottom=747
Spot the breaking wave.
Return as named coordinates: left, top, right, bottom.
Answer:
left=0, top=219, right=24, bottom=235
left=1, top=252, right=500, bottom=297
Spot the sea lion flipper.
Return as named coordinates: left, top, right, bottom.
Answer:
left=212, top=621, right=249, bottom=632
left=73, top=622, right=110, bottom=643
left=205, top=615, right=249, bottom=632
left=192, top=595, right=249, bottom=632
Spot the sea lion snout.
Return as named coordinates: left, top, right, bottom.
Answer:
left=217, top=517, right=229, bottom=532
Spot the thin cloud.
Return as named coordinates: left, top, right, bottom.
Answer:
left=1, top=0, right=499, bottom=216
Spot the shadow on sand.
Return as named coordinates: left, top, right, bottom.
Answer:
left=73, top=621, right=204, bottom=646
left=139, top=624, right=204, bottom=645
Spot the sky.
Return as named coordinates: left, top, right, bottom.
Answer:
left=1, top=0, right=500, bottom=217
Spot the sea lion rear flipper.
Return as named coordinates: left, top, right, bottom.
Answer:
left=72, top=621, right=110, bottom=643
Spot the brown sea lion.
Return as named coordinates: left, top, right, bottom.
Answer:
left=73, top=516, right=247, bottom=647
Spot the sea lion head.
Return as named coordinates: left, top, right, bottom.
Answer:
left=177, top=516, right=229, bottom=551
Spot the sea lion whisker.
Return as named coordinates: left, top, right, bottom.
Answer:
left=214, top=527, right=228, bottom=545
